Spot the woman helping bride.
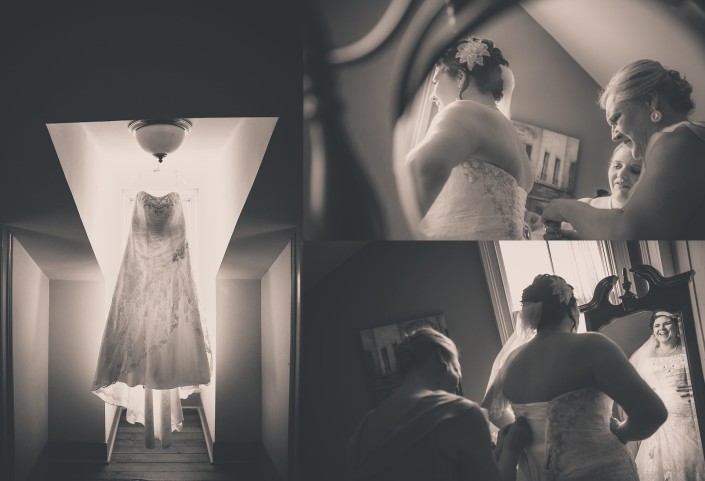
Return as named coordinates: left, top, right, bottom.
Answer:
left=396, top=36, right=536, bottom=240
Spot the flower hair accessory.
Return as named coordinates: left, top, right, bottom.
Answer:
left=456, top=37, right=491, bottom=71
left=550, top=277, right=574, bottom=305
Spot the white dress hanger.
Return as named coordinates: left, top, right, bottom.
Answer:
left=124, top=164, right=194, bottom=197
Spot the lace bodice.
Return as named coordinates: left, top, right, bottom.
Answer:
left=419, top=158, right=529, bottom=240
left=634, top=351, right=705, bottom=481
left=511, top=387, right=637, bottom=481
left=642, top=352, right=691, bottom=416
left=93, top=191, right=211, bottom=391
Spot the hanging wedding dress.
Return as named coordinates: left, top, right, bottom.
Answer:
left=92, top=191, right=212, bottom=447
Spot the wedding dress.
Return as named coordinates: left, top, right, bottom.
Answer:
left=92, top=191, right=212, bottom=447
left=631, top=345, right=705, bottom=481
left=418, top=158, right=530, bottom=240
left=484, top=311, right=637, bottom=480
left=512, top=387, right=638, bottom=481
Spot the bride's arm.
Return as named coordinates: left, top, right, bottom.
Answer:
left=403, top=102, right=479, bottom=217
left=587, top=333, right=668, bottom=441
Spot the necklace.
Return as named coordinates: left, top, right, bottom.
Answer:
left=659, top=342, right=681, bottom=355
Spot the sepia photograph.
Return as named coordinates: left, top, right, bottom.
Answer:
left=304, top=0, right=705, bottom=240
left=302, top=240, right=705, bottom=481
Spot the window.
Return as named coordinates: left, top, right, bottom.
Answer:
left=481, top=241, right=630, bottom=343
left=540, top=152, right=550, bottom=181
left=552, top=157, right=561, bottom=185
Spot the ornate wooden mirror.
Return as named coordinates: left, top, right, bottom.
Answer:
left=580, top=264, right=705, bottom=470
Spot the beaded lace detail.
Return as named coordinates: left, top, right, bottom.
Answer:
left=92, top=191, right=212, bottom=391
left=635, top=351, right=705, bottom=481
left=420, top=158, right=529, bottom=239
left=510, top=387, right=638, bottom=480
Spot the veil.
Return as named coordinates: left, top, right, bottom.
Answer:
left=482, top=301, right=543, bottom=429
left=496, top=65, right=515, bottom=120
left=629, top=335, right=659, bottom=387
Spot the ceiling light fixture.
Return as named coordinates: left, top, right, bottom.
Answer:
left=128, top=119, right=192, bottom=163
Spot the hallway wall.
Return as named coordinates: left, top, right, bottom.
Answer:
left=48, top=280, right=105, bottom=443
left=216, top=279, right=262, bottom=443
left=261, top=243, right=292, bottom=481
left=12, top=238, right=49, bottom=481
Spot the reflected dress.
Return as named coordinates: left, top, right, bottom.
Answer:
left=91, top=191, right=212, bottom=447
left=633, top=350, right=705, bottom=481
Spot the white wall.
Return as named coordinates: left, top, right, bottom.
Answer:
left=48, top=280, right=105, bottom=443
left=261, top=243, right=291, bottom=481
left=216, top=279, right=262, bottom=442
left=12, top=238, right=49, bottom=481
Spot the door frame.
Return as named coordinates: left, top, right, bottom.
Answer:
left=288, top=228, right=302, bottom=480
left=1, top=227, right=15, bottom=481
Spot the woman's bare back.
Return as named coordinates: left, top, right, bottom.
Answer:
left=502, top=334, right=595, bottom=404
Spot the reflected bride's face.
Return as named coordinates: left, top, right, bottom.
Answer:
left=430, top=66, right=459, bottom=111
left=652, top=316, right=678, bottom=344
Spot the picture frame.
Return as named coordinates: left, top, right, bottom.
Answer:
left=511, top=120, right=581, bottom=216
left=358, top=314, right=458, bottom=406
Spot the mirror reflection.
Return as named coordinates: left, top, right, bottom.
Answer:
left=392, top=0, right=705, bottom=241
left=600, top=310, right=705, bottom=480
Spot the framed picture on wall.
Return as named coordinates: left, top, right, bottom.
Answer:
left=358, top=314, right=459, bottom=406
left=511, top=120, right=581, bottom=216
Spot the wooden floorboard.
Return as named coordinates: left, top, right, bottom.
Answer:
left=43, top=409, right=263, bottom=481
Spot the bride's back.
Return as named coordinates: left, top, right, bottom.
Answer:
left=502, top=333, right=597, bottom=404
left=458, top=101, right=534, bottom=192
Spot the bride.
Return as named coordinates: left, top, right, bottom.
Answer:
left=396, top=36, right=534, bottom=240
left=482, top=274, right=667, bottom=480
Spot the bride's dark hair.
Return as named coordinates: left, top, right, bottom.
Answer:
left=436, top=37, right=508, bottom=101
left=521, top=274, right=578, bottom=331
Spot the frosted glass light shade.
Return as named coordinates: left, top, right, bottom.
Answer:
left=128, top=119, right=192, bottom=162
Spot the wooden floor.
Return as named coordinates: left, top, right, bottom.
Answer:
left=44, top=409, right=263, bottom=481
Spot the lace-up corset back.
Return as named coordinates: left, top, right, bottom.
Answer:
left=419, top=158, right=529, bottom=240
left=511, top=387, right=637, bottom=480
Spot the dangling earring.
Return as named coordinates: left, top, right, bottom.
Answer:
left=456, top=83, right=463, bottom=101
left=650, top=107, right=662, bottom=123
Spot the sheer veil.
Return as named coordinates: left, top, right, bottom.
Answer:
left=482, top=301, right=543, bottom=429
left=629, top=335, right=659, bottom=386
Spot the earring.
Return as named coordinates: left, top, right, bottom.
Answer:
left=456, top=84, right=463, bottom=101
left=650, top=108, right=662, bottom=123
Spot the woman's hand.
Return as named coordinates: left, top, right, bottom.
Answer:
left=498, top=416, right=531, bottom=452
left=541, top=199, right=568, bottom=224
left=610, top=416, right=627, bottom=444
left=524, top=211, right=543, bottom=232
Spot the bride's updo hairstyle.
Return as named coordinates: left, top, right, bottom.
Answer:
left=520, top=274, right=578, bottom=332
left=437, top=36, right=509, bottom=101
left=599, top=59, right=694, bottom=115
left=395, top=327, right=460, bottom=379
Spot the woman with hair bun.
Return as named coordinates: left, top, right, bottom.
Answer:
left=397, top=36, right=535, bottom=240
left=346, top=327, right=531, bottom=481
left=483, top=274, right=667, bottom=480
left=543, top=59, right=705, bottom=239
left=629, top=311, right=705, bottom=480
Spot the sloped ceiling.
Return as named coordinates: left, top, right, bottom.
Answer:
left=521, top=0, right=705, bottom=118
left=0, top=2, right=298, bottom=280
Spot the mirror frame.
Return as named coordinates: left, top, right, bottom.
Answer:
left=579, top=264, right=705, bottom=456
